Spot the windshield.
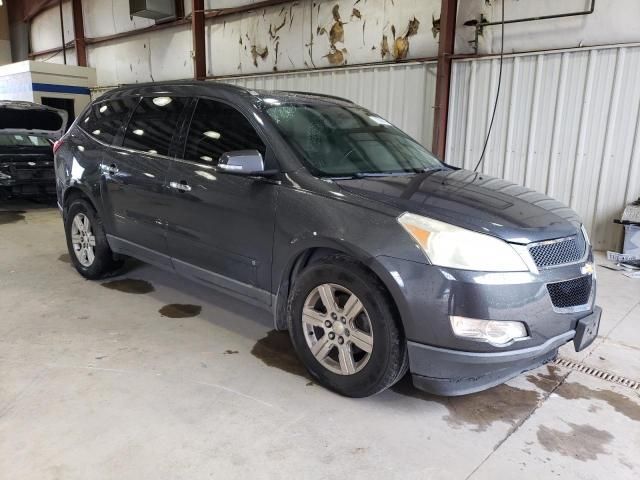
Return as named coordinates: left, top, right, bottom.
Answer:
left=0, top=134, right=52, bottom=147
left=264, top=103, right=442, bottom=177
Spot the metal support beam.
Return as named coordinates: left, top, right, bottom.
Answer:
left=58, top=0, right=66, bottom=64
left=432, top=0, right=457, bottom=160
left=192, top=0, right=206, bottom=80
left=71, top=0, right=86, bottom=66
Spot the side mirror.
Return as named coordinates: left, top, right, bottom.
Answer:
left=218, top=150, right=275, bottom=176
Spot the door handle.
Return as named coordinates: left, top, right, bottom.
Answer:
left=101, top=163, right=119, bottom=175
left=169, top=180, right=192, bottom=192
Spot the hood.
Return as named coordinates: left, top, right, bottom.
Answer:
left=334, top=168, right=582, bottom=244
left=0, top=101, right=68, bottom=140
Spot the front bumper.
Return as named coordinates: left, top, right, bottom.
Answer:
left=372, top=254, right=600, bottom=396
left=409, top=307, right=600, bottom=396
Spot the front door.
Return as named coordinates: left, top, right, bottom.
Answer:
left=165, top=98, right=278, bottom=304
left=100, top=95, right=189, bottom=263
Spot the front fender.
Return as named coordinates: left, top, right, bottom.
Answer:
left=270, top=185, right=427, bottom=330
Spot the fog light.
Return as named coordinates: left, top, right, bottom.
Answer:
left=450, top=316, right=528, bottom=346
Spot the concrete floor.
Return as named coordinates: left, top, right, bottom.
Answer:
left=1, top=201, right=639, bottom=480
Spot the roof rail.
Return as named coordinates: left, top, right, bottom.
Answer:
left=281, top=90, right=354, bottom=104
left=113, top=79, right=249, bottom=92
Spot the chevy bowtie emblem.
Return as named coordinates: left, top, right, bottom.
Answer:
left=581, top=263, right=594, bottom=275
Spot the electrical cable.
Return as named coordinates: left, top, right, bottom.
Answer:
left=473, top=0, right=505, bottom=172
left=37, top=40, right=75, bottom=63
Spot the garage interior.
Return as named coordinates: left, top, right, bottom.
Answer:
left=1, top=0, right=639, bottom=478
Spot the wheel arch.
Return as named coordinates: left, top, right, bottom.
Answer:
left=273, top=241, right=408, bottom=337
left=61, top=185, right=99, bottom=220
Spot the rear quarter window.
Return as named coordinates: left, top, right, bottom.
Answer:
left=80, top=97, right=138, bottom=145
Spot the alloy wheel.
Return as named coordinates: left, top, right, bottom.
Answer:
left=70, top=212, right=97, bottom=267
left=302, top=283, right=374, bottom=375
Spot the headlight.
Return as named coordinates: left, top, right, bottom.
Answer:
left=450, top=316, right=528, bottom=346
left=397, top=212, right=528, bottom=271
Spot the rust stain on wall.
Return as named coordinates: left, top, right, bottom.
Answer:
left=274, top=41, right=280, bottom=71
left=329, top=5, right=345, bottom=45
left=380, top=34, right=390, bottom=58
left=432, top=15, right=440, bottom=38
left=315, top=3, right=348, bottom=66
left=269, top=15, right=287, bottom=38
left=362, top=19, right=366, bottom=45
left=349, top=5, right=365, bottom=45
left=251, top=45, right=269, bottom=67
left=324, top=47, right=348, bottom=65
left=393, top=17, right=420, bottom=60
left=219, top=0, right=428, bottom=74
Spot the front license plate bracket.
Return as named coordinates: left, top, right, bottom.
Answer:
left=573, top=306, right=602, bottom=352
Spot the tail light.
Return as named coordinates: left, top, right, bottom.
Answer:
left=53, top=139, right=64, bottom=154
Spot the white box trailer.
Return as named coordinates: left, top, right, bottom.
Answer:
left=0, top=60, right=96, bottom=126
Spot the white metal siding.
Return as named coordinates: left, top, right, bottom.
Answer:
left=220, top=61, right=437, bottom=147
left=446, top=44, right=640, bottom=251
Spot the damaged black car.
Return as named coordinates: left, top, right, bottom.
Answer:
left=0, top=101, right=68, bottom=198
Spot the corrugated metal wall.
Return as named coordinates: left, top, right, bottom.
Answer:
left=446, top=44, right=640, bottom=251
left=221, top=61, right=437, bottom=147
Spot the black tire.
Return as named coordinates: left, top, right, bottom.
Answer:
left=64, top=198, right=122, bottom=280
left=287, top=255, right=407, bottom=397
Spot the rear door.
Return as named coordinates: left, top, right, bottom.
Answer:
left=165, top=97, right=278, bottom=304
left=99, top=95, right=189, bottom=265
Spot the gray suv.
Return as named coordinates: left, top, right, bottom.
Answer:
left=54, top=81, right=601, bottom=397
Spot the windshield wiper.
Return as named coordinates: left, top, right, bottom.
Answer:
left=326, top=167, right=448, bottom=180
left=327, top=172, right=403, bottom=180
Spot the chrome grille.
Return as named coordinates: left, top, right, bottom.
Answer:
left=547, top=276, right=592, bottom=309
left=529, top=235, right=585, bottom=269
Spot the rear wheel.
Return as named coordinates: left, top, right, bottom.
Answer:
left=64, top=198, right=122, bottom=279
left=287, top=255, right=407, bottom=397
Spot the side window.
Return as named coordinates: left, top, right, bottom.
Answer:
left=81, top=97, right=137, bottom=145
left=184, top=99, right=266, bottom=164
left=123, top=96, right=188, bottom=156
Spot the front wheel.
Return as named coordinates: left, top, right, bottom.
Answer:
left=287, top=255, right=407, bottom=397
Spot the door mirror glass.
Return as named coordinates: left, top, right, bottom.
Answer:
left=218, top=150, right=265, bottom=174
